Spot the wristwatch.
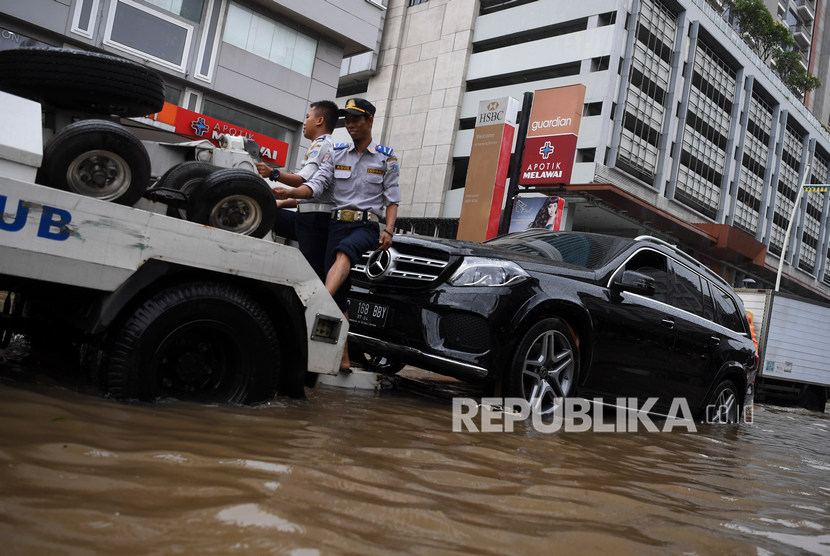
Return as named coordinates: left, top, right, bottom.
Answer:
left=269, top=168, right=280, bottom=181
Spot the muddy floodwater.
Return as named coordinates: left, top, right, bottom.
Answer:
left=1, top=342, right=828, bottom=555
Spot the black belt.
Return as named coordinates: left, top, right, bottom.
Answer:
left=331, top=209, right=380, bottom=223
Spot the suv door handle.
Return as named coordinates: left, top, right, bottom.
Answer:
left=710, top=335, right=721, bottom=346
left=661, top=318, right=675, bottom=329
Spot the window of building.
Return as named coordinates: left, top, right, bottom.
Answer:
left=145, top=0, right=204, bottom=22
left=223, top=3, right=317, bottom=77
left=451, top=157, right=470, bottom=190
left=617, top=0, right=677, bottom=185
left=336, top=80, right=369, bottom=98
left=769, top=124, right=805, bottom=255
left=577, top=148, right=596, bottom=163
left=164, top=83, right=182, bottom=104
left=734, top=90, right=773, bottom=235
left=676, top=40, right=736, bottom=218
left=465, top=61, right=580, bottom=92
left=202, top=99, right=293, bottom=144
left=104, top=0, right=193, bottom=72
left=472, top=17, right=588, bottom=53
left=479, top=0, right=537, bottom=15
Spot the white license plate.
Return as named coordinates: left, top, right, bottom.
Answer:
left=351, top=299, right=390, bottom=327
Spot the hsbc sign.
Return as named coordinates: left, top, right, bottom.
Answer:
left=458, top=96, right=520, bottom=241
left=519, top=84, right=586, bottom=186
left=476, top=99, right=517, bottom=128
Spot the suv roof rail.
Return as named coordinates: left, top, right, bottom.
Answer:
left=634, top=234, right=731, bottom=288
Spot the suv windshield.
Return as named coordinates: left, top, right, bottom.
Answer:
left=486, top=230, right=631, bottom=270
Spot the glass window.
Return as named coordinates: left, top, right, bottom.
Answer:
left=164, top=84, right=182, bottom=104
left=223, top=3, right=317, bottom=77
left=487, top=231, right=630, bottom=270
left=145, top=0, right=204, bottom=22
left=108, top=0, right=190, bottom=68
left=713, top=287, right=746, bottom=333
left=623, top=249, right=669, bottom=303
left=670, top=261, right=704, bottom=317
left=292, top=33, right=318, bottom=75
left=222, top=4, right=250, bottom=49
left=201, top=99, right=293, bottom=144
left=701, top=279, right=715, bottom=322
left=249, top=13, right=275, bottom=59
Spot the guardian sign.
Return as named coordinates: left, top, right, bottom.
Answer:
left=519, top=84, right=586, bottom=186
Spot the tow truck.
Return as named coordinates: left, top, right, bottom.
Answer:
left=0, top=67, right=346, bottom=403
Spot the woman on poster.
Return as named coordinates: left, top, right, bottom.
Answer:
left=528, top=196, right=561, bottom=230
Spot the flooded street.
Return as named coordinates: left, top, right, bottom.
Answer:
left=0, top=343, right=828, bottom=555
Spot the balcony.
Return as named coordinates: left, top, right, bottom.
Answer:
left=796, top=0, right=816, bottom=22
left=799, top=50, right=810, bottom=71
left=791, top=24, right=813, bottom=48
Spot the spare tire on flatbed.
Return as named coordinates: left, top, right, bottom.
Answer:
left=0, top=47, right=164, bottom=117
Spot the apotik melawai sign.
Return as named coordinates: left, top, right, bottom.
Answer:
left=519, top=84, right=585, bottom=186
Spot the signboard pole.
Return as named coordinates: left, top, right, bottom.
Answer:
left=499, top=91, right=534, bottom=236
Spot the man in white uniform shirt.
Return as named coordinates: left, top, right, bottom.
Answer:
left=256, top=100, right=338, bottom=280
left=273, top=98, right=400, bottom=370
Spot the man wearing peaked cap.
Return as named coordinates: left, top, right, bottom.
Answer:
left=273, top=97, right=401, bottom=371
left=339, top=97, right=375, bottom=117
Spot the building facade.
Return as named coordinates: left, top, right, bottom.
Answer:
left=0, top=0, right=388, bottom=170
left=340, top=0, right=830, bottom=300
left=3, top=0, right=830, bottom=300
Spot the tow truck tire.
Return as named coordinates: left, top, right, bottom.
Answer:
left=187, top=168, right=276, bottom=238
left=0, top=47, right=164, bottom=116
left=155, top=161, right=219, bottom=219
left=37, top=119, right=151, bottom=205
left=106, top=282, right=280, bottom=404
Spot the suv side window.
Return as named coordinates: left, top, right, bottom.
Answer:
left=624, top=250, right=669, bottom=303
left=713, top=286, right=746, bottom=333
left=700, top=279, right=715, bottom=322
left=669, top=260, right=704, bottom=317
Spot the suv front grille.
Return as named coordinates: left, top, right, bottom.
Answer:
left=352, top=245, right=450, bottom=285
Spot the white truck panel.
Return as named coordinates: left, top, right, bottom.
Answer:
left=737, top=289, right=830, bottom=388
left=762, top=295, right=830, bottom=386
left=1, top=176, right=345, bottom=376
left=0, top=92, right=42, bottom=182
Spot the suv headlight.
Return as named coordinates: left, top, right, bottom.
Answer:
left=448, top=257, right=529, bottom=287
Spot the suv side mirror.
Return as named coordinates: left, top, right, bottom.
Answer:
left=611, top=270, right=656, bottom=296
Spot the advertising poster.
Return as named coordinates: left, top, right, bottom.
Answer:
left=508, top=195, right=566, bottom=233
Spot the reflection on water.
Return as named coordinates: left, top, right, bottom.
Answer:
left=0, top=347, right=828, bottom=554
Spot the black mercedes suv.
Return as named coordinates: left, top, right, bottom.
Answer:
left=347, top=230, right=757, bottom=420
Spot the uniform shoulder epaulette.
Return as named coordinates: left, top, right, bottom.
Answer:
left=333, top=142, right=350, bottom=150
left=376, top=144, right=394, bottom=156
